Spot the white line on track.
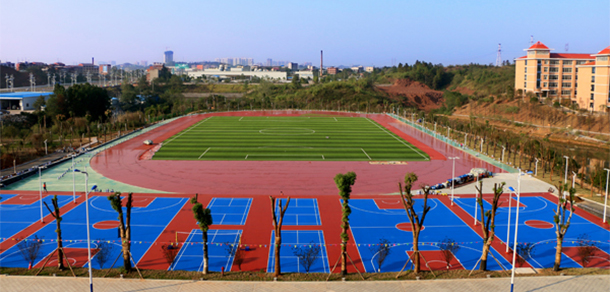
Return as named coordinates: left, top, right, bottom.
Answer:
left=198, top=147, right=211, bottom=159
left=366, top=118, right=428, bottom=160
left=361, top=148, right=372, bottom=160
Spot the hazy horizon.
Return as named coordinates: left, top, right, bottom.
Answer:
left=1, top=0, right=608, bottom=67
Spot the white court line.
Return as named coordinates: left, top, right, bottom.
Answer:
left=239, top=117, right=243, bottom=121
left=164, top=117, right=212, bottom=145
left=322, top=155, right=325, bottom=160
left=361, top=148, right=372, bottom=160
left=366, top=118, right=428, bottom=160
left=334, top=117, right=338, bottom=122
left=198, top=147, right=211, bottom=159
left=245, top=154, right=248, bottom=159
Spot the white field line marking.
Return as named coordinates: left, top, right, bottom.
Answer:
left=164, top=117, right=212, bottom=145
left=361, top=148, right=372, bottom=160
left=334, top=117, right=338, bottom=122
left=245, top=154, right=249, bottom=159
left=239, top=117, right=243, bottom=121
left=366, top=118, right=428, bottom=160
left=322, top=155, right=325, bottom=160
left=198, top=147, right=211, bottom=159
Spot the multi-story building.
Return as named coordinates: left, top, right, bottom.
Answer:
left=164, top=51, right=174, bottom=66
left=99, top=64, right=111, bottom=75
left=326, top=67, right=339, bottom=75
left=515, top=41, right=594, bottom=102
left=287, top=62, right=298, bottom=70
left=575, top=46, right=610, bottom=112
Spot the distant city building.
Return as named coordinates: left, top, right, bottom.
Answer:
left=266, top=59, right=273, bottom=67
left=146, top=64, right=164, bottom=82
left=0, top=92, right=53, bottom=112
left=287, top=62, right=298, bottom=70
left=515, top=41, right=594, bottom=103
left=141, top=60, right=148, bottom=67
left=351, top=66, right=363, bottom=73
left=1, top=61, right=15, bottom=68
left=575, top=46, right=610, bottom=112
left=365, top=66, right=374, bottom=73
left=327, top=67, right=339, bottom=75
left=164, top=51, right=174, bottom=66
left=99, top=64, right=111, bottom=75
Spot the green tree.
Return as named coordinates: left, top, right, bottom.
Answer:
left=190, top=194, right=213, bottom=274
left=108, top=192, right=133, bottom=272
left=33, top=95, right=46, bottom=111
left=334, top=171, right=357, bottom=276
left=43, top=195, right=65, bottom=270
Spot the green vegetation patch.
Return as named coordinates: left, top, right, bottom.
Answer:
left=153, top=116, right=430, bottom=161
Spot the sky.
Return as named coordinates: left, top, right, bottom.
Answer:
left=0, top=0, right=608, bottom=67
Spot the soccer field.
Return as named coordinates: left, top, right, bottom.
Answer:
left=152, top=116, right=430, bottom=161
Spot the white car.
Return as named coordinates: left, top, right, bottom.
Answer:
left=143, top=140, right=153, bottom=145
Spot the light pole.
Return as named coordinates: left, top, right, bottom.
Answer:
left=506, top=186, right=515, bottom=253
left=72, top=154, right=76, bottom=203
left=449, top=157, right=459, bottom=206
left=38, top=166, right=46, bottom=223
left=74, top=169, right=96, bottom=292
left=535, top=158, right=539, bottom=176
left=563, top=156, right=569, bottom=185
left=510, top=170, right=532, bottom=292
left=604, top=168, right=610, bottom=223
left=571, top=171, right=577, bottom=189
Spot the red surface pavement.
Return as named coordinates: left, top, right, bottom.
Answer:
left=406, top=250, right=464, bottom=271
left=34, top=247, right=98, bottom=269
left=562, top=246, right=610, bottom=268
left=90, top=111, right=505, bottom=195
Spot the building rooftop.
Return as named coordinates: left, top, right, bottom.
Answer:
left=596, top=46, right=610, bottom=55
left=0, top=92, right=53, bottom=99
left=528, top=41, right=550, bottom=50
left=549, top=53, right=594, bottom=59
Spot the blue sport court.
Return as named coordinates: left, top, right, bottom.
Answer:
left=267, top=230, right=330, bottom=273
left=170, top=229, right=242, bottom=272
left=275, top=198, right=321, bottom=226
left=207, top=198, right=252, bottom=225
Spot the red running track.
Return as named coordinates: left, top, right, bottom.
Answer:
left=90, top=111, right=505, bottom=195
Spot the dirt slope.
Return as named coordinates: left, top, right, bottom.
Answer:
left=377, top=79, right=444, bottom=111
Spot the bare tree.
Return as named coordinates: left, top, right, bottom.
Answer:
left=17, top=235, right=43, bottom=269
left=438, top=237, right=460, bottom=270
left=292, top=240, right=321, bottom=274
left=191, top=194, right=213, bottom=274
left=475, top=181, right=505, bottom=271
left=94, top=240, right=115, bottom=269
left=368, top=238, right=392, bottom=273
left=552, top=183, right=576, bottom=271
left=270, top=196, right=290, bottom=277
left=334, top=172, right=357, bottom=276
left=398, top=172, right=430, bottom=274
left=107, top=192, right=133, bottom=272
left=43, top=195, right=64, bottom=270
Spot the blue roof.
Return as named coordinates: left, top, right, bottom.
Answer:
left=0, top=92, right=53, bottom=99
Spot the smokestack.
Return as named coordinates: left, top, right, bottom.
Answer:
left=92, top=57, right=94, bottom=65
left=320, top=50, right=323, bottom=78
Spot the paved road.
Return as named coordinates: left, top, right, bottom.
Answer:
left=0, top=274, right=608, bottom=292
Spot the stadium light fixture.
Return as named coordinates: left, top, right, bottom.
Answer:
left=74, top=169, right=96, bottom=292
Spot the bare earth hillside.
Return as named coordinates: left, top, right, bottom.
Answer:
left=377, top=79, right=444, bottom=111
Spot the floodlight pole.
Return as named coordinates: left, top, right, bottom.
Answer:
left=603, top=168, right=610, bottom=223
left=75, top=169, right=95, bottom=292
left=505, top=187, right=515, bottom=253
left=72, top=155, right=76, bottom=203
left=510, top=170, right=523, bottom=292
left=449, top=157, right=459, bottom=206
left=563, top=156, right=569, bottom=185
left=38, top=166, right=44, bottom=223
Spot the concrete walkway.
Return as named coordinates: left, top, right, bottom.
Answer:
left=0, top=274, right=608, bottom=292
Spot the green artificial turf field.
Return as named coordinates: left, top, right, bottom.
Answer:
left=152, top=116, right=430, bottom=161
